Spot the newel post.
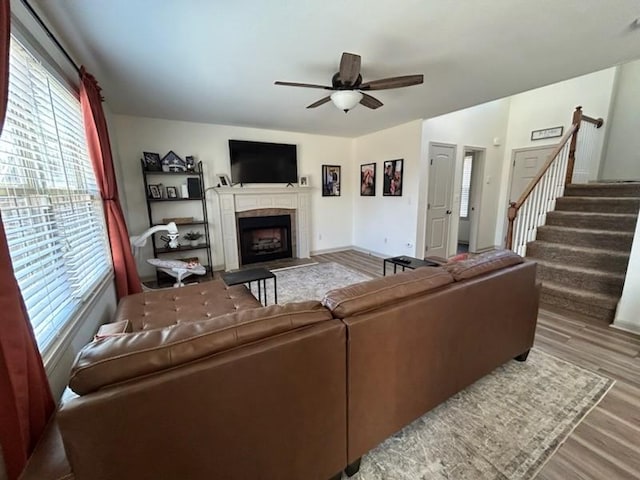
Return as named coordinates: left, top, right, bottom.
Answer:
left=565, top=106, right=583, bottom=185
left=506, top=202, right=517, bottom=250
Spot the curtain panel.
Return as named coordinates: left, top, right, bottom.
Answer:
left=0, top=3, right=55, bottom=479
left=79, top=67, right=142, bottom=299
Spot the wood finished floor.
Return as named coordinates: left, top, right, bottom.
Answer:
left=312, top=249, right=640, bottom=480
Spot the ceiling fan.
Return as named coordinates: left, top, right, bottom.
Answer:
left=275, top=52, right=424, bottom=113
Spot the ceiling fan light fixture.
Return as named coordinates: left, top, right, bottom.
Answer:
left=330, top=90, right=363, bottom=112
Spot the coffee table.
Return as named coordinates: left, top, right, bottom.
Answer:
left=221, top=267, right=277, bottom=305
left=383, top=256, right=441, bottom=276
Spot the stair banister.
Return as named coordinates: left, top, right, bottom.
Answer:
left=506, top=125, right=577, bottom=250
left=506, top=105, right=605, bottom=253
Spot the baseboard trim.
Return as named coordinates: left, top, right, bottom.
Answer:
left=611, top=319, right=640, bottom=336
left=350, top=246, right=388, bottom=259
left=311, top=245, right=392, bottom=260
left=310, top=246, right=354, bottom=256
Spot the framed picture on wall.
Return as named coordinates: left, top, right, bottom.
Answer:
left=383, top=159, right=403, bottom=196
left=322, top=165, right=341, bottom=196
left=531, top=126, right=563, bottom=141
left=299, top=175, right=309, bottom=187
left=360, top=163, right=376, bottom=196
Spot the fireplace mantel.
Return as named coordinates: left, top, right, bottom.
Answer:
left=216, top=187, right=311, bottom=270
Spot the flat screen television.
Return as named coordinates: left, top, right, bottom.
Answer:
left=229, top=140, right=298, bottom=184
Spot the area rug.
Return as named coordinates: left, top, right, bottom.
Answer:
left=272, top=262, right=373, bottom=304
left=352, top=349, right=614, bottom=480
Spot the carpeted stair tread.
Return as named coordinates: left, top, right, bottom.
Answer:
left=541, top=281, right=619, bottom=305
left=526, top=241, right=629, bottom=274
left=535, top=225, right=634, bottom=252
left=545, top=211, right=638, bottom=231
left=555, top=196, right=640, bottom=214
left=540, top=281, right=618, bottom=322
left=527, top=240, right=629, bottom=259
left=535, top=259, right=625, bottom=296
left=564, top=183, right=640, bottom=198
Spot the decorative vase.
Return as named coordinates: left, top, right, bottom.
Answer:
left=190, top=240, right=199, bottom=247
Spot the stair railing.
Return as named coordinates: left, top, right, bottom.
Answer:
left=506, top=106, right=604, bottom=256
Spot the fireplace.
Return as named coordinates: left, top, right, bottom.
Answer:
left=237, top=215, right=293, bottom=265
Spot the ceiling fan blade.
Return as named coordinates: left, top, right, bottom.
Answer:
left=359, top=93, right=383, bottom=109
left=339, top=52, right=361, bottom=86
left=360, top=74, right=424, bottom=90
left=306, top=96, right=332, bottom=109
left=275, top=81, right=332, bottom=90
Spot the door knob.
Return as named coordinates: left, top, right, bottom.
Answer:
left=446, top=210, right=452, bottom=215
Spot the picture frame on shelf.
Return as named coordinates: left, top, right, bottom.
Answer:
left=148, top=184, right=162, bottom=199
left=185, top=155, right=196, bottom=171
left=322, top=165, right=341, bottom=197
left=166, top=186, right=178, bottom=198
left=299, top=175, right=309, bottom=187
left=143, top=152, right=162, bottom=171
left=216, top=173, right=232, bottom=187
left=161, top=150, right=187, bottom=172
left=383, top=159, right=403, bottom=196
left=360, top=163, right=376, bottom=196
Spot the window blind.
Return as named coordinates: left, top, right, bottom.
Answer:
left=460, top=154, right=473, bottom=219
left=0, top=36, right=111, bottom=352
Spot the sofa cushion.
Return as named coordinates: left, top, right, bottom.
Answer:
left=322, top=267, right=453, bottom=319
left=115, top=280, right=263, bottom=331
left=444, top=249, right=523, bottom=281
left=69, top=301, right=332, bottom=395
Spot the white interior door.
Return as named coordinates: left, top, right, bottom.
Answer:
left=468, top=150, right=485, bottom=252
left=426, top=144, right=455, bottom=259
left=509, top=146, right=555, bottom=203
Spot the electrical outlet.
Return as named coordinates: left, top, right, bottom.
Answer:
left=384, top=237, right=388, bottom=244
left=318, top=233, right=322, bottom=241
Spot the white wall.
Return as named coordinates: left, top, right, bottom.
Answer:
left=494, top=67, right=617, bottom=246
left=111, top=115, right=354, bottom=276
left=614, top=211, right=640, bottom=334
left=351, top=120, right=423, bottom=257
left=419, top=99, right=511, bottom=256
left=601, top=59, right=640, bottom=180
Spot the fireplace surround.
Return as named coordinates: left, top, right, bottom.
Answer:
left=217, top=187, right=311, bottom=270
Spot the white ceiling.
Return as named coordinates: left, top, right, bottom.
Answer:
left=31, top=0, right=640, bottom=137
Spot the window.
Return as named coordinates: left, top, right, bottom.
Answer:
left=459, top=153, right=473, bottom=219
left=0, top=36, right=111, bottom=353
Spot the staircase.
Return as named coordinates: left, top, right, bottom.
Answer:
left=526, top=183, right=640, bottom=323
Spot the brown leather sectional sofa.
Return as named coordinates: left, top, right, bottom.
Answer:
left=21, top=250, right=539, bottom=480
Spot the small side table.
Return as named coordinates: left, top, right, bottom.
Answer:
left=221, top=267, right=277, bottom=305
left=383, top=256, right=441, bottom=276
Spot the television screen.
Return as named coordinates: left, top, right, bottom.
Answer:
left=229, top=140, right=298, bottom=184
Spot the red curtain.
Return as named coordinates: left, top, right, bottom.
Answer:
left=79, top=67, right=142, bottom=299
left=0, top=2, right=56, bottom=479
